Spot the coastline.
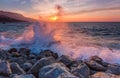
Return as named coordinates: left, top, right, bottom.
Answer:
left=0, top=48, right=120, bottom=78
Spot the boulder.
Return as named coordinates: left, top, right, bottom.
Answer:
left=58, top=55, right=74, bottom=67
left=0, top=60, right=12, bottom=76
left=8, top=48, right=17, bottom=53
left=89, top=56, right=109, bottom=67
left=39, top=63, right=77, bottom=78
left=0, top=50, right=9, bottom=60
left=91, top=72, right=120, bottom=78
left=0, top=76, right=8, bottom=78
left=10, top=74, right=35, bottom=78
left=22, top=63, right=33, bottom=72
left=71, top=63, right=90, bottom=78
left=106, top=64, right=120, bottom=75
left=10, top=62, right=25, bottom=75
left=27, top=57, right=56, bottom=77
left=11, top=52, right=21, bottom=57
left=86, top=60, right=106, bottom=71
left=37, top=50, right=58, bottom=59
left=19, top=48, right=30, bottom=56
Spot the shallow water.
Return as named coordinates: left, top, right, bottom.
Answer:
left=0, top=22, right=120, bottom=63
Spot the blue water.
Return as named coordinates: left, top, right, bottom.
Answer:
left=0, top=22, right=120, bottom=63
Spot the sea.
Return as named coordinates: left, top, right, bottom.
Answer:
left=0, top=22, right=120, bottom=63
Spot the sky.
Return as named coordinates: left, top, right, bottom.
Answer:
left=0, top=0, right=120, bottom=22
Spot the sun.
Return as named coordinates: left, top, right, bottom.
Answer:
left=50, top=16, right=59, bottom=21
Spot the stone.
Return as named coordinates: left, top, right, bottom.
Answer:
left=22, top=63, right=33, bottom=72
left=39, top=63, right=77, bottom=78
left=89, top=56, right=109, bottom=67
left=8, top=48, right=17, bottom=53
left=71, top=63, right=90, bottom=78
left=27, top=57, right=56, bottom=77
left=0, top=50, right=9, bottom=60
left=0, top=76, right=8, bottom=78
left=10, top=62, right=25, bottom=75
left=0, top=60, right=12, bottom=76
left=86, top=60, right=106, bottom=71
left=19, top=48, right=30, bottom=56
left=106, top=64, right=120, bottom=75
left=11, top=52, right=21, bottom=57
left=10, top=74, right=35, bottom=78
left=58, top=55, right=74, bottom=67
left=91, top=72, right=120, bottom=78
left=37, top=50, right=58, bottom=59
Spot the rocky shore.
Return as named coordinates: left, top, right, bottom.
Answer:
left=0, top=48, right=120, bottom=78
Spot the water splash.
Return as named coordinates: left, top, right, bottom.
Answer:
left=0, top=22, right=120, bottom=64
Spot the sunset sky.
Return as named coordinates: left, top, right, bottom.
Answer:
left=0, top=0, right=120, bottom=22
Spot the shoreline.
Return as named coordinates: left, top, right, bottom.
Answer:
left=0, top=48, right=120, bottom=78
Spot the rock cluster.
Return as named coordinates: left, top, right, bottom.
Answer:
left=0, top=48, right=120, bottom=78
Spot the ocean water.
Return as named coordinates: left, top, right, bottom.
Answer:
left=0, top=22, right=120, bottom=63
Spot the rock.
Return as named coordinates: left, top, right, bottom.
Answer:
left=19, top=48, right=30, bottom=56
left=37, top=50, right=58, bottom=59
left=90, top=70, right=98, bottom=75
left=8, top=57, right=27, bottom=66
left=86, top=60, right=106, bottom=71
left=71, top=63, right=90, bottom=78
left=58, top=55, right=74, bottom=67
left=106, top=64, right=120, bottom=75
left=29, top=54, right=36, bottom=59
left=0, top=50, right=9, bottom=60
left=39, top=63, right=77, bottom=78
left=10, top=62, right=25, bottom=75
left=22, top=63, right=33, bottom=72
left=89, top=56, right=109, bottom=67
left=0, top=60, right=12, bottom=76
left=28, top=57, right=56, bottom=77
left=10, top=74, right=35, bottom=78
left=11, top=52, right=21, bottom=57
left=0, top=76, right=8, bottom=78
left=8, top=48, right=17, bottom=53
left=91, top=72, right=120, bottom=78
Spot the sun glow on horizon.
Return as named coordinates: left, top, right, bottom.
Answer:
left=49, top=16, right=59, bottom=21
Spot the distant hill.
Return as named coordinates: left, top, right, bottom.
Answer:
left=0, top=11, right=36, bottom=22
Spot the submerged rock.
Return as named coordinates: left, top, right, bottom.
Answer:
left=0, top=60, right=12, bottom=76
left=58, top=55, right=74, bottom=67
left=91, top=72, right=120, bottom=78
left=106, top=64, right=120, bottom=75
left=39, top=63, right=77, bottom=78
left=10, top=62, right=25, bottom=75
left=28, top=57, right=56, bottom=77
left=10, top=74, right=35, bottom=78
left=71, top=63, right=90, bottom=78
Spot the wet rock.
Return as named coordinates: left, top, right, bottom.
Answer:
left=22, top=63, right=33, bottom=72
left=0, top=50, right=9, bottom=60
left=28, top=57, right=56, bottom=77
left=71, top=63, right=90, bottom=78
left=58, top=55, right=74, bottom=67
left=39, top=63, right=77, bottom=78
left=0, top=60, right=12, bottom=76
left=86, top=60, right=106, bottom=71
left=11, top=52, right=21, bottom=57
left=91, top=72, right=120, bottom=78
left=19, top=48, right=30, bottom=56
left=89, top=56, right=109, bottom=67
left=37, top=50, right=58, bottom=59
left=90, top=70, right=98, bottom=75
left=29, top=54, right=36, bottom=59
left=0, top=76, right=8, bottom=78
left=10, top=74, right=35, bottom=78
left=8, top=48, right=17, bottom=53
left=10, top=62, right=25, bottom=75
left=106, top=64, right=120, bottom=75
